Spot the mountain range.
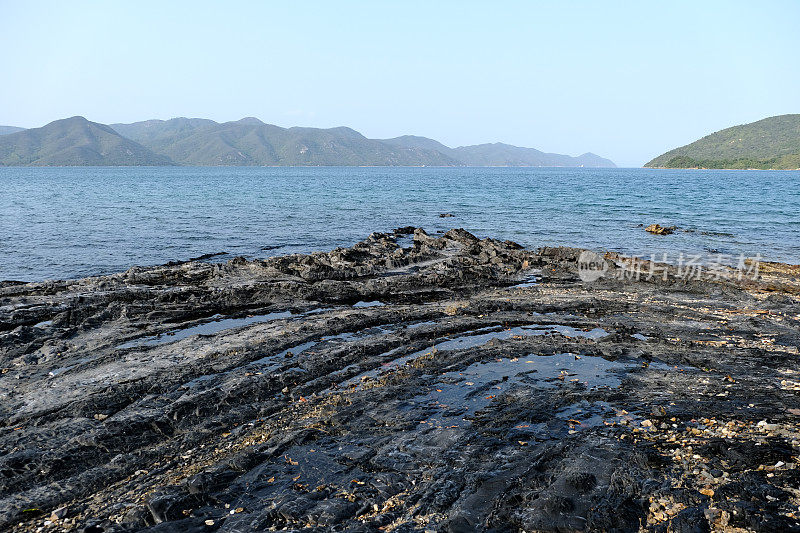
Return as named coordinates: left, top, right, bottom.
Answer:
left=645, top=114, right=800, bottom=170
left=0, top=117, right=173, bottom=166
left=0, top=116, right=616, bottom=167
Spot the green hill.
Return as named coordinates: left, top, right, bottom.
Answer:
left=380, top=135, right=459, bottom=157
left=113, top=118, right=461, bottom=166
left=0, top=117, right=174, bottom=166
left=110, top=117, right=217, bottom=148
left=645, top=114, right=800, bottom=170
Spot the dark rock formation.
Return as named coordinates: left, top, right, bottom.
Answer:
left=1, top=229, right=799, bottom=531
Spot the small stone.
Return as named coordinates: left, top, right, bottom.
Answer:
left=704, top=508, right=730, bottom=527
left=50, top=507, right=68, bottom=520
left=93, top=413, right=108, bottom=421
left=444, top=305, right=461, bottom=316
left=205, top=519, right=215, bottom=526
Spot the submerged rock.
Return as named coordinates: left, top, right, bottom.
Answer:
left=645, top=223, right=677, bottom=235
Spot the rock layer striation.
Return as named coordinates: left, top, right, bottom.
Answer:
left=2, top=229, right=800, bottom=531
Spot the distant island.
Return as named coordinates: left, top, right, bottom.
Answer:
left=645, top=114, right=800, bottom=170
left=0, top=116, right=616, bottom=168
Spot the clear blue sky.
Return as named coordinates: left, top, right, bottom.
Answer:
left=2, top=1, right=798, bottom=166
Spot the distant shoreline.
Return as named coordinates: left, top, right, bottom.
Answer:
left=645, top=166, right=800, bottom=171
left=0, top=164, right=621, bottom=169
left=0, top=116, right=617, bottom=167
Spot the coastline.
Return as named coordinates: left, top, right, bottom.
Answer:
left=645, top=166, right=800, bottom=171
left=2, top=228, right=800, bottom=531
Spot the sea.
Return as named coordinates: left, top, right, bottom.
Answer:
left=1, top=166, right=798, bottom=282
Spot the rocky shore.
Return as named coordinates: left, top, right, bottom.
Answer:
left=2, top=228, right=800, bottom=532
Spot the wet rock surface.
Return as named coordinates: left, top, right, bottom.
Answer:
left=2, top=228, right=800, bottom=532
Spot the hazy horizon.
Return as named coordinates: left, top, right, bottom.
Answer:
left=2, top=0, right=799, bottom=167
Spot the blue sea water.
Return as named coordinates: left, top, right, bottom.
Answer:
left=0, top=166, right=798, bottom=282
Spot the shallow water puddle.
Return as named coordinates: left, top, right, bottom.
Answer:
left=352, top=300, right=385, bottom=308
left=245, top=326, right=394, bottom=370
left=335, top=323, right=611, bottom=391
left=409, top=353, right=635, bottom=427
left=117, top=310, right=297, bottom=349
left=406, top=320, right=438, bottom=329
left=434, top=323, right=609, bottom=351
left=182, top=373, right=219, bottom=389
left=510, top=269, right=542, bottom=288
left=246, top=340, right=320, bottom=372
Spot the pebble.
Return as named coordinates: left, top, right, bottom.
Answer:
left=50, top=506, right=68, bottom=520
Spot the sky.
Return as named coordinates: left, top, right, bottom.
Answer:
left=1, top=1, right=799, bottom=167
